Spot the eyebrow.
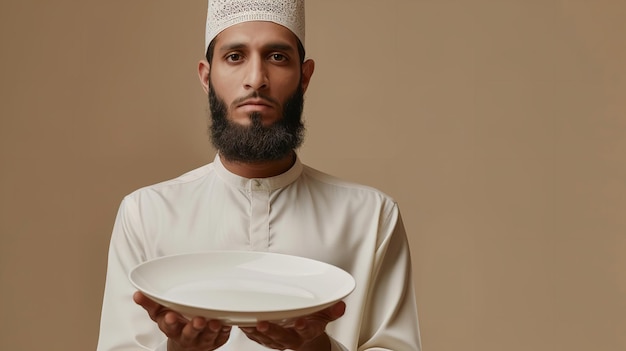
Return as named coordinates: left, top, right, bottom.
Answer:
left=218, top=42, right=296, bottom=53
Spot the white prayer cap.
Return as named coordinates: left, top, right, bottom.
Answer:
left=205, top=0, right=306, bottom=54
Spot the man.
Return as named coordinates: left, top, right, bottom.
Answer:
left=97, top=1, right=421, bottom=350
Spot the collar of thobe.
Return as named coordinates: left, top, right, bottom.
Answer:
left=213, top=153, right=303, bottom=191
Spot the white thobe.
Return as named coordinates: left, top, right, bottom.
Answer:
left=97, top=154, right=421, bottom=351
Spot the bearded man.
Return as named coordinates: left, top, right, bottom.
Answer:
left=97, top=1, right=421, bottom=351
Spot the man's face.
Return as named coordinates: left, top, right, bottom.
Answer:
left=204, top=21, right=314, bottom=162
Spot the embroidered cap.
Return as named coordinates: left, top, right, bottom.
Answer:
left=205, top=0, right=305, bottom=54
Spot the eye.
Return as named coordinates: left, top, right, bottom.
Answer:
left=269, top=53, right=287, bottom=62
left=225, top=53, right=243, bottom=62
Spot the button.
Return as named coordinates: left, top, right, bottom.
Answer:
left=253, top=179, right=261, bottom=187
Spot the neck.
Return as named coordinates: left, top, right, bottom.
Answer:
left=219, top=151, right=296, bottom=178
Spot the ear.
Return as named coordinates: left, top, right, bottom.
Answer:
left=198, top=59, right=210, bottom=94
left=300, top=59, right=315, bottom=93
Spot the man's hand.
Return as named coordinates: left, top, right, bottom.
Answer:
left=133, top=291, right=231, bottom=351
left=240, top=301, right=346, bottom=351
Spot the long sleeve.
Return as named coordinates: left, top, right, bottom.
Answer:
left=97, top=196, right=166, bottom=351
left=324, top=203, right=421, bottom=351
left=358, top=208, right=421, bottom=350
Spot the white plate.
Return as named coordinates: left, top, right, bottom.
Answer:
left=129, top=251, right=355, bottom=326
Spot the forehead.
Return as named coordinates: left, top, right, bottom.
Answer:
left=214, top=21, right=299, bottom=49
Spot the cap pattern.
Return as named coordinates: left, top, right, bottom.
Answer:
left=205, top=0, right=305, bottom=54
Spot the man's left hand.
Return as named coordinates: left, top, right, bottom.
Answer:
left=240, top=301, right=346, bottom=351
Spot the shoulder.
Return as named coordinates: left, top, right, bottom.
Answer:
left=300, top=165, right=405, bottom=242
left=301, top=164, right=393, bottom=196
left=301, top=164, right=398, bottom=208
left=124, top=163, right=216, bottom=202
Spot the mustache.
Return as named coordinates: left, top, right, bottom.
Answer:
left=231, top=92, right=279, bottom=107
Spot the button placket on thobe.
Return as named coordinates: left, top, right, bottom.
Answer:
left=248, top=179, right=271, bottom=250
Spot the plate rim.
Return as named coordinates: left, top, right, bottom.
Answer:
left=128, top=250, right=356, bottom=320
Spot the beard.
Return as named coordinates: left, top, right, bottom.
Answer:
left=208, top=79, right=306, bottom=163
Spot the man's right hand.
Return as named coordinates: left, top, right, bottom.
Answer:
left=134, top=291, right=231, bottom=351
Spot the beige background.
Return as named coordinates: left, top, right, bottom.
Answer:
left=1, top=1, right=624, bottom=350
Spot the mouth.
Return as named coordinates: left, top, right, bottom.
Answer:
left=236, top=99, right=276, bottom=114
left=237, top=99, right=273, bottom=108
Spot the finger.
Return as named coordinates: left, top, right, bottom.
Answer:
left=158, top=311, right=187, bottom=338
left=133, top=291, right=161, bottom=319
left=198, top=319, right=223, bottom=344
left=315, top=301, right=346, bottom=321
left=328, top=301, right=346, bottom=320
left=240, top=323, right=287, bottom=349
left=293, top=302, right=346, bottom=339
left=256, top=322, right=300, bottom=348
left=202, top=320, right=232, bottom=344
left=296, top=301, right=346, bottom=330
left=210, top=323, right=232, bottom=346
left=178, top=317, right=207, bottom=346
left=256, top=321, right=271, bottom=333
left=133, top=291, right=186, bottom=326
left=292, top=317, right=322, bottom=340
left=242, top=332, right=284, bottom=350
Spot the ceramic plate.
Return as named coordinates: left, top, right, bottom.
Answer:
left=129, top=251, right=355, bottom=326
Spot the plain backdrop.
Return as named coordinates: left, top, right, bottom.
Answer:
left=1, top=1, right=625, bottom=350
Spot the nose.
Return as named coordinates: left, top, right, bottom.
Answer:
left=243, top=55, right=268, bottom=91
